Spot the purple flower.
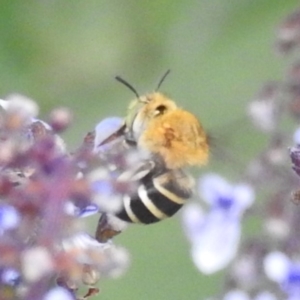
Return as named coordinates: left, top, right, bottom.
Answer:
left=264, top=251, right=300, bottom=299
left=0, top=93, right=133, bottom=299
left=76, top=203, right=99, bottom=217
left=93, top=117, right=124, bottom=153
left=182, top=174, right=254, bottom=274
left=199, top=174, right=254, bottom=217
left=222, top=290, right=277, bottom=300
left=290, top=146, right=300, bottom=177
left=64, top=202, right=99, bottom=218
left=254, top=292, right=277, bottom=300
left=276, top=9, right=300, bottom=54
left=21, top=247, right=54, bottom=282
left=0, top=95, right=66, bottom=155
left=88, top=169, right=123, bottom=214
left=1, top=268, right=20, bottom=286
left=0, top=204, right=20, bottom=233
left=61, top=232, right=130, bottom=278
left=0, top=94, right=39, bottom=120
left=43, top=287, right=74, bottom=300
left=293, top=127, right=300, bottom=145
left=223, top=290, right=250, bottom=300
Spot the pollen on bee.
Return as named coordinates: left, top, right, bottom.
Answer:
left=139, top=109, right=209, bottom=169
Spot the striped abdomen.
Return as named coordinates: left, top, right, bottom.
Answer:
left=116, top=169, right=194, bottom=224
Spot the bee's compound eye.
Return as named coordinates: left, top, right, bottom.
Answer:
left=155, top=105, right=167, bottom=115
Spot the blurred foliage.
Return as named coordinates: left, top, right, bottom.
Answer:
left=1, top=1, right=299, bottom=299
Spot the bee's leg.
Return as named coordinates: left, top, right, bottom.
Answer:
left=95, top=213, right=127, bottom=243
left=81, top=287, right=100, bottom=299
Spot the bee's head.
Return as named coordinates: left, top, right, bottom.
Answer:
left=116, top=70, right=172, bottom=143
left=127, top=93, right=177, bottom=142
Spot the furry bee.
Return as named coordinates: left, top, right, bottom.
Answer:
left=100, top=71, right=209, bottom=224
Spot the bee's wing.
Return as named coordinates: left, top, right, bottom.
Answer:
left=118, top=160, right=155, bottom=182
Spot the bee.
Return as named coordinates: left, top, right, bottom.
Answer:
left=99, top=71, right=209, bottom=224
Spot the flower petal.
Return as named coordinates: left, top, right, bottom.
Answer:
left=61, top=232, right=105, bottom=253
left=223, top=289, right=250, bottom=300
left=43, top=287, right=74, bottom=300
left=94, top=117, right=123, bottom=153
left=191, top=210, right=240, bottom=274
left=254, top=291, right=277, bottom=300
left=294, top=127, right=300, bottom=144
left=1, top=268, right=20, bottom=286
left=0, top=205, right=20, bottom=231
left=232, top=184, right=255, bottom=210
left=182, top=203, right=205, bottom=242
left=21, top=247, right=54, bottom=282
left=1, top=94, right=39, bottom=119
left=199, top=173, right=232, bottom=205
left=264, top=251, right=290, bottom=282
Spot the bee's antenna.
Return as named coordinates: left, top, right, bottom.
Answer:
left=115, top=76, right=141, bottom=100
left=156, top=69, right=171, bottom=91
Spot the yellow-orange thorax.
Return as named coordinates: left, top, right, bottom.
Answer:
left=126, top=93, right=209, bottom=169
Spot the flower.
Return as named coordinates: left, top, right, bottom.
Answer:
left=60, top=232, right=130, bottom=280
left=88, top=168, right=123, bottom=214
left=289, top=145, right=300, bottom=177
left=0, top=95, right=66, bottom=155
left=0, top=97, right=134, bottom=299
left=64, top=201, right=99, bottom=218
left=48, top=107, right=73, bottom=132
left=223, top=289, right=250, bottom=300
left=222, top=290, right=277, bottom=300
left=199, top=174, right=254, bottom=215
left=0, top=93, right=39, bottom=120
left=293, top=127, right=300, bottom=145
left=43, top=287, right=74, bottom=300
left=247, top=83, right=279, bottom=133
left=182, top=174, right=254, bottom=274
left=1, top=268, right=21, bottom=286
left=93, top=117, right=124, bottom=153
left=0, top=204, right=20, bottom=233
left=276, top=9, right=300, bottom=54
left=21, top=247, right=55, bottom=282
left=254, top=292, right=277, bottom=300
left=264, top=251, right=300, bottom=299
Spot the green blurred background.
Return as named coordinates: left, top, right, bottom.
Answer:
left=1, top=1, right=299, bottom=299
